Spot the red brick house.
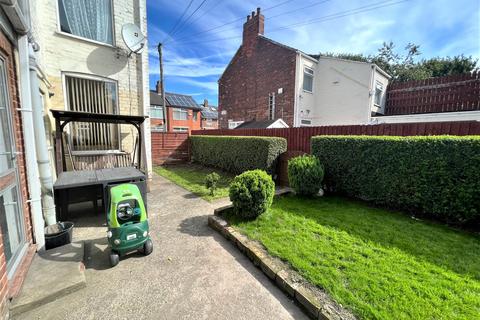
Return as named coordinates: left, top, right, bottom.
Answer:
left=219, top=8, right=297, bottom=128
left=199, top=100, right=219, bottom=130
left=150, top=87, right=202, bottom=133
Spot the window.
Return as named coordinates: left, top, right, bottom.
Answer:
left=173, top=108, right=188, bottom=121
left=301, top=119, right=312, bottom=126
left=303, top=67, right=314, bottom=92
left=0, top=58, right=26, bottom=274
left=228, top=120, right=244, bottom=129
left=374, top=81, right=384, bottom=106
left=151, top=125, right=164, bottom=132
left=57, top=0, right=114, bottom=45
left=193, top=112, right=198, bottom=121
left=64, top=75, right=119, bottom=151
left=268, top=93, right=275, bottom=120
left=150, top=106, right=164, bottom=119
left=173, top=127, right=188, bottom=132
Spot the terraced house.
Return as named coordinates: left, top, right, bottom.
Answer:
left=0, top=0, right=150, bottom=317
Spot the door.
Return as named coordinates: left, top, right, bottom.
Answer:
left=0, top=57, right=27, bottom=276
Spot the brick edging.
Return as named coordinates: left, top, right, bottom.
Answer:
left=208, top=212, right=356, bottom=320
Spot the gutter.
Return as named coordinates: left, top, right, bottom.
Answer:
left=0, top=0, right=29, bottom=35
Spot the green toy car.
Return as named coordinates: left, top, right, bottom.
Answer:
left=107, top=183, right=153, bottom=267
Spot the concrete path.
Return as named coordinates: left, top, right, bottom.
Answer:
left=16, top=174, right=307, bottom=320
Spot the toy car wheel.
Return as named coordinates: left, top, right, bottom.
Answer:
left=143, top=239, right=153, bottom=256
left=110, top=251, right=120, bottom=267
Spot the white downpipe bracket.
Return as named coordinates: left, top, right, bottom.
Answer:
left=29, top=50, right=56, bottom=226
left=18, top=36, right=45, bottom=250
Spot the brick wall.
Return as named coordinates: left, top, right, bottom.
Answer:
left=218, top=9, right=297, bottom=128
left=201, top=118, right=218, bottom=130
left=0, top=29, right=35, bottom=319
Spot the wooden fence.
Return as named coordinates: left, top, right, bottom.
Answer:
left=191, top=121, right=480, bottom=153
left=151, top=132, right=189, bottom=165
left=385, top=71, right=480, bottom=115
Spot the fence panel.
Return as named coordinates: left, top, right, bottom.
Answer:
left=151, top=132, right=189, bottom=165
left=385, top=71, right=480, bottom=115
left=192, top=121, right=480, bottom=153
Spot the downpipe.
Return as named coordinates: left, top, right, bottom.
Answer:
left=29, top=50, right=56, bottom=226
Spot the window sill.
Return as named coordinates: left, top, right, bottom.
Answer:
left=303, top=89, right=313, bottom=94
left=55, top=31, right=117, bottom=49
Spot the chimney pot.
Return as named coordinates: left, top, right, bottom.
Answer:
left=251, top=11, right=254, bottom=18
left=247, top=15, right=250, bottom=21
left=257, top=7, right=260, bottom=15
left=203, top=99, right=208, bottom=108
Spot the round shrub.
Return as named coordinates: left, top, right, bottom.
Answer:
left=288, top=155, right=324, bottom=196
left=229, top=170, right=275, bottom=219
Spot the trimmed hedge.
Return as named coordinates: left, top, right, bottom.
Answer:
left=190, top=135, right=287, bottom=174
left=229, top=170, right=275, bottom=219
left=288, top=155, right=324, bottom=196
left=311, top=135, right=480, bottom=227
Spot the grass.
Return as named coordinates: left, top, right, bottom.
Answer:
left=154, top=164, right=234, bottom=201
left=225, top=195, right=480, bottom=320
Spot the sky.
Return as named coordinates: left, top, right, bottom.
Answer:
left=146, top=0, right=480, bottom=105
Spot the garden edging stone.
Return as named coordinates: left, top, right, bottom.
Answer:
left=208, top=212, right=356, bottom=320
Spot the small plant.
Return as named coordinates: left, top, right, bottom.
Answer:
left=229, top=170, right=275, bottom=219
left=205, top=172, right=220, bottom=196
left=288, top=155, right=324, bottom=196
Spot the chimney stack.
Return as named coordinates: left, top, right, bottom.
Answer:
left=203, top=99, right=208, bottom=108
left=242, top=7, right=264, bottom=48
left=156, top=80, right=161, bottom=95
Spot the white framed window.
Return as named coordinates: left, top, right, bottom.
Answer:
left=150, top=106, right=164, bottom=119
left=303, top=67, right=314, bottom=92
left=268, top=93, right=275, bottom=120
left=151, top=125, right=165, bottom=132
left=374, top=81, right=384, bottom=106
left=57, top=0, right=114, bottom=45
left=173, top=127, right=188, bottom=132
left=173, top=108, right=188, bottom=121
left=228, top=120, right=244, bottom=129
left=63, top=73, right=119, bottom=151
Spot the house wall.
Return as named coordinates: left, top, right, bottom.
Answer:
left=32, top=0, right=149, bottom=159
left=218, top=11, right=297, bottom=128
left=166, top=108, right=201, bottom=133
left=301, top=57, right=374, bottom=126
left=0, top=27, right=35, bottom=320
left=201, top=118, right=218, bottom=130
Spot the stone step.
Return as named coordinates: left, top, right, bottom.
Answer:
left=10, top=242, right=87, bottom=317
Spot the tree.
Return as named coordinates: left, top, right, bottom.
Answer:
left=320, top=42, right=478, bottom=82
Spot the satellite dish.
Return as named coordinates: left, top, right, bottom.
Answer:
left=122, top=23, right=146, bottom=55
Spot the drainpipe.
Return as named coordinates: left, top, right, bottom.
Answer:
left=18, top=36, right=45, bottom=250
left=29, top=50, right=56, bottom=226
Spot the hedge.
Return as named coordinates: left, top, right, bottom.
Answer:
left=311, top=135, right=480, bottom=227
left=190, top=135, right=287, bottom=174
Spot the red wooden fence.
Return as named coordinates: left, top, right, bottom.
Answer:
left=191, top=121, right=480, bottom=153
left=385, top=71, right=480, bottom=115
left=151, top=132, right=189, bottom=165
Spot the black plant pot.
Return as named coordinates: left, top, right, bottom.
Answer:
left=45, top=222, right=74, bottom=250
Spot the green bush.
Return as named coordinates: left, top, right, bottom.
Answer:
left=190, top=136, right=287, bottom=174
left=311, top=135, right=480, bottom=227
left=288, top=155, right=324, bottom=196
left=205, top=172, right=220, bottom=196
left=229, top=170, right=275, bottom=219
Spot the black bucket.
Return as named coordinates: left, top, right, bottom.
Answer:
left=45, top=222, right=74, bottom=250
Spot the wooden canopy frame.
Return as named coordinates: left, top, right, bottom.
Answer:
left=51, top=110, right=147, bottom=174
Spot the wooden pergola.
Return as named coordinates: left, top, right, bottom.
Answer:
left=50, top=110, right=147, bottom=175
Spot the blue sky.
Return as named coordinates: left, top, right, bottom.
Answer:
left=146, top=0, right=480, bottom=105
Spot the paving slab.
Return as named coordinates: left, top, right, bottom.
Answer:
left=10, top=242, right=86, bottom=317
left=15, top=173, right=307, bottom=320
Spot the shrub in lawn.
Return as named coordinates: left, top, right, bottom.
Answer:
left=205, top=172, right=220, bottom=196
left=229, top=170, right=275, bottom=219
left=288, top=155, right=324, bottom=196
left=311, top=135, right=480, bottom=227
left=190, top=135, right=287, bottom=174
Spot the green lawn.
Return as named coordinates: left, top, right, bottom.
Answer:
left=154, top=164, right=234, bottom=201
left=225, top=195, right=480, bottom=320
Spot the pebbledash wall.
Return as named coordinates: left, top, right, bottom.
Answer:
left=30, top=0, right=152, bottom=177
left=0, top=28, right=36, bottom=319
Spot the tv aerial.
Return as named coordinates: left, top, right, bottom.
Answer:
left=121, top=23, right=146, bottom=57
